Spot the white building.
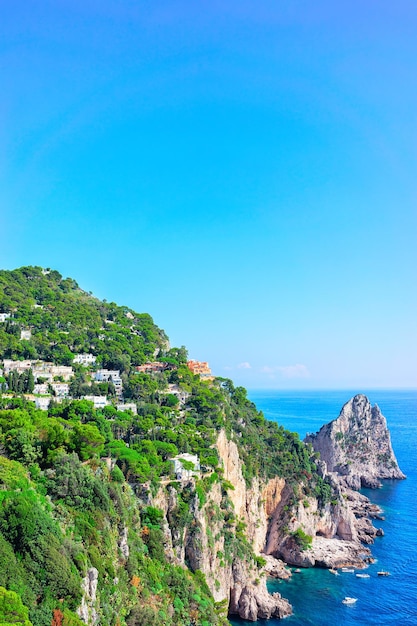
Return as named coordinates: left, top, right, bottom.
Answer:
left=20, top=329, right=32, bottom=341
left=33, top=371, right=53, bottom=383
left=3, top=359, right=33, bottom=373
left=50, top=382, right=70, bottom=397
left=50, top=365, right=73, bottom=381
left=35, top=396, right=51, bottom=410
left=170, top=454, right=200, bottom=481
left=82, top=395, right=109, bottom=409
left=94, top=369, right=123, bottom=397
left=73, top=353, right=97, bottom=366
left=34, top=383, right=49, bottom=395
left=95, top=369, right=120, bottom=381
left=0, top=313, right=11, bottom=323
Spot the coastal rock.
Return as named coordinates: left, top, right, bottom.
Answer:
left=263, top=555, right=292, bottom=579
left=305, top=394, right=405, bottom=490
left=229, top=560, right=292, bottom=621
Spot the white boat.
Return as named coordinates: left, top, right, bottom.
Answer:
left=342, top=597, right=357, bottom=605
left=377, top=571, right=390, bottom=576
left=329, top=568, right=338, bottom=575
left=356, top=573, right=370, bottom=578
left=341, top=568, right=354, bottom=573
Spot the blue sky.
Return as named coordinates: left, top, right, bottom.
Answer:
left=1, top=1, right=416, bottom=389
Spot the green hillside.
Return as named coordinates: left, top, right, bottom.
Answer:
left=0, top=266, right=168, bottom=369
left=0, top=267, right=332, bottom=626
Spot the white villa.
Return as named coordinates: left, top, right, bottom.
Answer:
left=50, top=382, right=70, bottom=397
left=73, top=353, right=97, bottom=366
left=94, top=369, right=123, bottom=397
left=82, top=395, right=109, bottom=409
left=35, top=397, right=51, bottom=410
left=170, top=453, right=200, bottom=481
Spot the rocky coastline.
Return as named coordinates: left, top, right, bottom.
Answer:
left=132, top=394, right=404, bottom=622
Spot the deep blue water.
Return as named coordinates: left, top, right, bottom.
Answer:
left=229, top=390, right=417, bottom=626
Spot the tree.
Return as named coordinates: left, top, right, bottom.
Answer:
left=71, top=423, right=105, bottom=460
left=0, top=586, right=32, bottom=625
left=26, top=370, right=35, bottom=394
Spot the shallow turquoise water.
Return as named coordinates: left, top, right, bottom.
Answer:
left=229, top=390, right=417, bottom=626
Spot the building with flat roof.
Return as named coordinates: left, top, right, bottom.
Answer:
left=187, top=360, right=214, bottom=380
left=73, top=353, right=97, bottom=366
left=170, top=453, right=200, bottom=481
left=82, top=395, right=109, bottom=409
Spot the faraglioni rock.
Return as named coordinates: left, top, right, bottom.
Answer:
left=305, top=394, right=406, bottom=489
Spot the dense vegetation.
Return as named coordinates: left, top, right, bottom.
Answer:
left=0, top=267, right=168, bottom=369
left=0, top=397, right=225, bottom=626
left=0, top=267, right=333, bottom=626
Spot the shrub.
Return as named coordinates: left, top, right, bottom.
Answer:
left=291, top=528, right=312, bottom=551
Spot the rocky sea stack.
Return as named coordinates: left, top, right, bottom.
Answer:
left=305, top=394, right=406, bottom=489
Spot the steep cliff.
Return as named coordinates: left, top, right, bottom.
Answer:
left=305, top=394, right=405, bottom=489
left=144, top=416, right=394, bottom=619
left=149, top=430, right=292, bottom=622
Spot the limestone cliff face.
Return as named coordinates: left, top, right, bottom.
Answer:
left=216, top=430, right=286, bottom=553
left=262, top=394, right=405, bottom=569
left=264, top=482, right=375, bottom=569
left=305, top=394, right=405, bottom=489
left=77, top=567, right=99, bottom=625
left=149, top=431, right=291, bottom=622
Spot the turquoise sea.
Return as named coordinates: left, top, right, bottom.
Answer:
left=229, top=389, right=417, bottom=626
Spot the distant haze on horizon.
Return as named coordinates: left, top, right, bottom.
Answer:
left=1, top=1, right=416, bottom=389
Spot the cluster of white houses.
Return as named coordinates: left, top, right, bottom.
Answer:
left=3, top=359, right=74, bottom=381
left=0, top=350, right=205, bottom=482
left=1, top=353, right=213, bottom=415
left=0, top=355, right=133, bottom=412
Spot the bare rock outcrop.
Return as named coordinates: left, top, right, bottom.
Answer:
left=77, top=567, right=99, bottom=625
left=305, top=394, right=405, bottom=489
left=229, top=560, right=291, bottom=621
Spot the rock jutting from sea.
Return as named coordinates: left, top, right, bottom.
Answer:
left=260, top=395, right=405, bottom=573
left=304, top=394, right=406, bottom=489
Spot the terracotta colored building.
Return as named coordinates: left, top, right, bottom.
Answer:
left=187, top=360, right=214, bottom=379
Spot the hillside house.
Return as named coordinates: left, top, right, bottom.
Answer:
left=50, top=365, right=73, bottom=381
left=50, top=382, right=70, bottom=397
left=82, top=395, right=109, bottom=409
left=3, top=359, right=33, bottom=373
left=187, top=360, right=214, bottom=380
left=34, top=383, right=49, bottom=395
left=170, top=453, right=200, bottom=481
left=35, top=397, right=51, bottom=410
left=94, top=369, right=123, bottom=397
left=73, top=353, right=97, bottom=366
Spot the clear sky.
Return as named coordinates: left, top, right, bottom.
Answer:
left=1, top=1, right=416, bottom=389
